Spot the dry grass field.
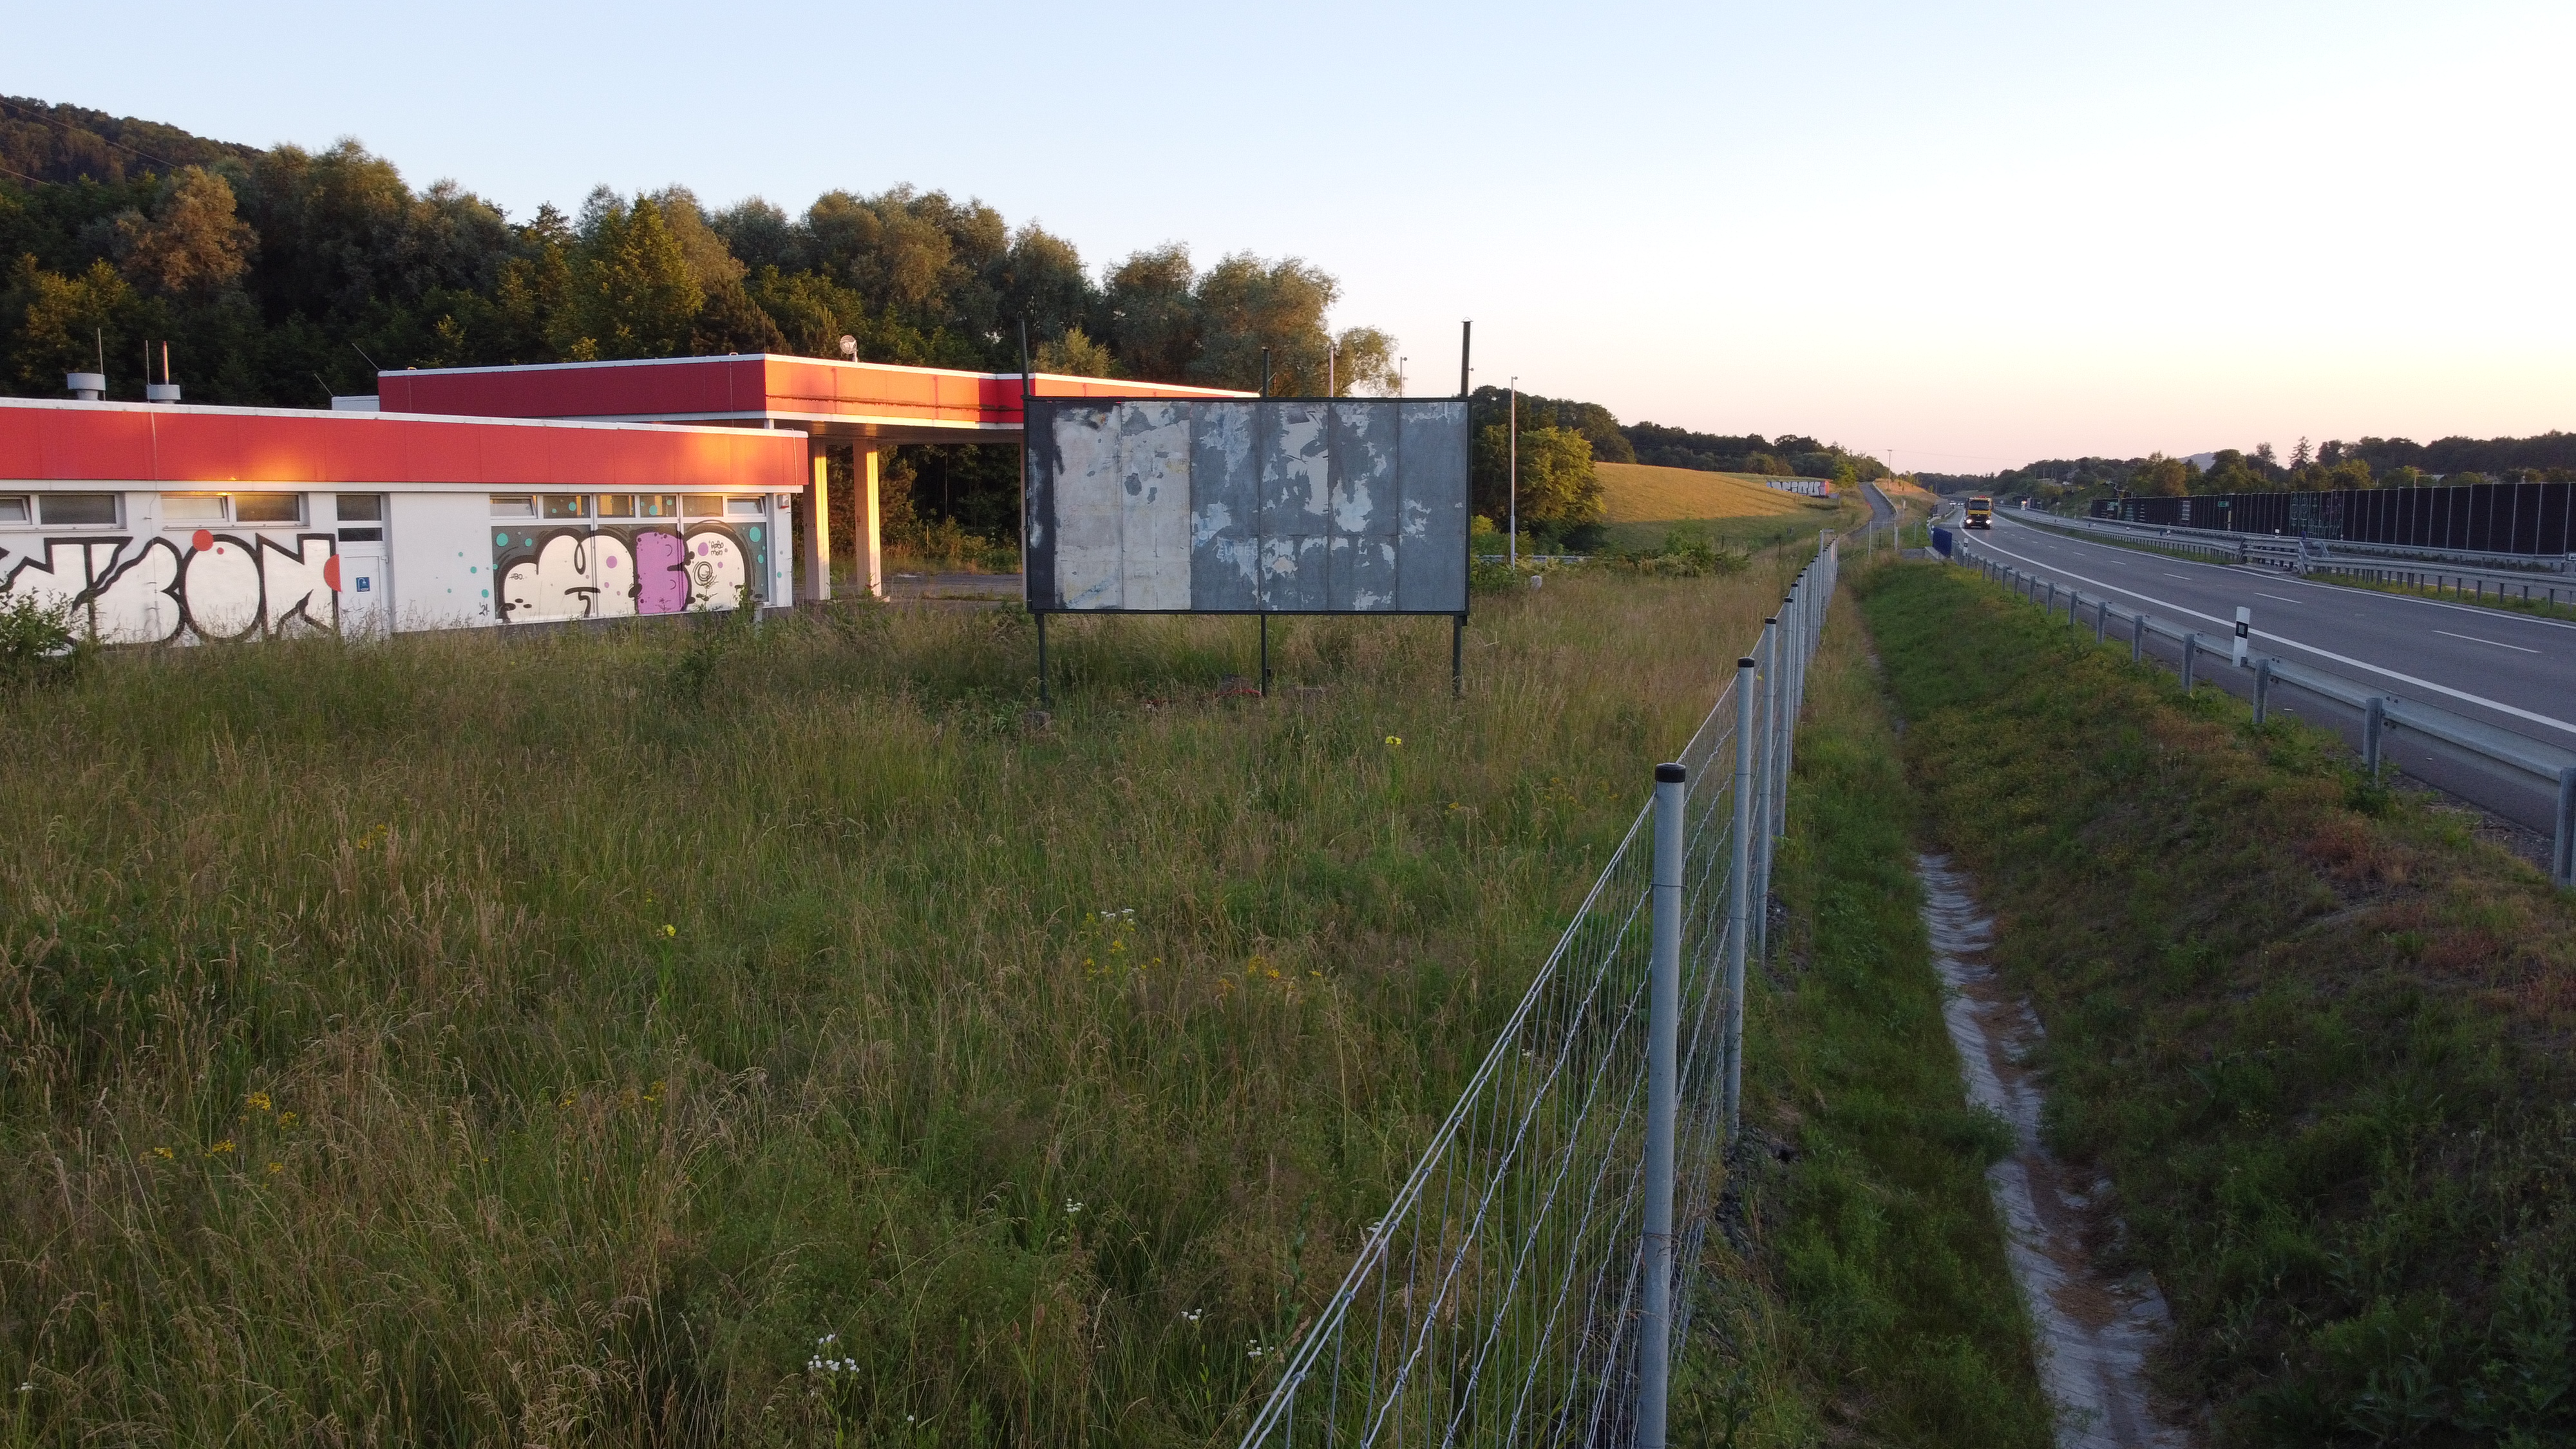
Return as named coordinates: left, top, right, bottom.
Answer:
left=1595, top=461, right=1819, bottom=525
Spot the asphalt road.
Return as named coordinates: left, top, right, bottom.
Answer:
left=1958, top=511, right=2576, bottom=838
left=1861, top=482, right=1896, bottom=529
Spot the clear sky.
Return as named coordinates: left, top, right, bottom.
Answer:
left=12, top=0, right=2570, bottom=472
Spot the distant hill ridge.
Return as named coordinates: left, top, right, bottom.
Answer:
left=0, top=95, right=258, bottom=187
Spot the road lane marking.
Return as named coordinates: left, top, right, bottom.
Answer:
left=2255, top=592, right=2298, bottom=603
left=2436, top=629, right=2541, bottom=654
left=1994, top=518, right=2576, bottom=636
left=1965, top=535, right=2576, bottom=738
left=2163, top=573, right=2190, bottom=579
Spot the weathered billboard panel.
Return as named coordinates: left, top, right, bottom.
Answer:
left=1024, top=397, right=1470, bottom=614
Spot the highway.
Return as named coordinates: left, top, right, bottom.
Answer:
left=1955, top=511, right=2576, bottom=838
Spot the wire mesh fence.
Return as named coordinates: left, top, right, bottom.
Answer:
left=1234, top=536, right=1842, bottom=1449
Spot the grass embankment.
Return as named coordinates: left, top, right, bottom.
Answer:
left=1861, top=561, right=2576, bottom=1446
left=2331, top=572, right=2576, bottom=624
left=1596, top=460, right=1854, bottom=555
left=1676, top=589, right=2052, bottom=1445
left=0, top=569, right=1804, bottom=1445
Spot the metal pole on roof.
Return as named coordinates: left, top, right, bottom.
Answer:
left=1458, top=321, right=1471, bottom=399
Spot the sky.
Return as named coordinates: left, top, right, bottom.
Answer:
left=10, top=0, right=2572, bottom=473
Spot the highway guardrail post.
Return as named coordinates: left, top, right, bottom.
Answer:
left=2253, top=658, right=2274, bottom=725
left=2182, top=634, right=2199, bottom=694
left=2132, top=614, right=2146, bottom=663
left=2556, top=766, right=2575, bottom=890
left=2365, top=697, right=2387, bottom=779
left=2095, top=598, right=2108, bottom=643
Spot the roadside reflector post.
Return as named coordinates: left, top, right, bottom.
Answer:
left=2253, top=658, right=2274, bottom=725
left=1638, top=760, right=1687, bottom=1449
left=2554, top=766, right=2575, bottom=890
left=2365, top=696, right=2386, bottom=779
left=2233, top=606, right=2251, bottom=668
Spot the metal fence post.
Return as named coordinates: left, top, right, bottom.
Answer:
left=2555, top=766, right=2575, bottom=889
left=1755, top=617, right=1780, bottom=959
left=2253, top=658, right=2274, bottom=725
left=1638, top=761, right=1685, bottom=1449
left=2365, top=696, right=2386, bottom=779
left=1727, top=656, right=1757, bottom=1141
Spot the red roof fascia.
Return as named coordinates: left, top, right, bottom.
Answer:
left=377, top=354, right=1251, bottom=428
left=0, top=401, right=808, bottom=491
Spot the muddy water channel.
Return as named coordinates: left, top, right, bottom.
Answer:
left=1916, top=853, right=2188, bottom=1449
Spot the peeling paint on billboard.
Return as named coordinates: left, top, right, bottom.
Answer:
left=1025, top=398, right=1468, bottom=614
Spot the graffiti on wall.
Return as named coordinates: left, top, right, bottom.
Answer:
left=0, top=530, right=338, bottom=643
left=492, top=523, right=766, bottom=623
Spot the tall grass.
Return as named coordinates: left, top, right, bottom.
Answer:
left=0, top=561, right=1813, bottom=1446
left=1860, top=561, right=2576, bottom=1446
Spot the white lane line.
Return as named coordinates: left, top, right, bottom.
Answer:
left=2162, top=573, right=2191, bottom=579
left=2436, top=629, right=2541, bottom=655
left=1996, top=518, right=2576, bottom=636
left=2254, top=592, right=2298, bottom=603
left=1966, top=535, right=2576, bottom=738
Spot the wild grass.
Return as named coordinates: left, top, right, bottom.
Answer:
left=1861, top=561, right=2576, bottom=1447
left=1673, top=580, right=2052, bottom=1447
left=0, top=564, right=1814, bottom=1446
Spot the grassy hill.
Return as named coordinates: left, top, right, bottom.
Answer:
left=1596, top=461, right=1819, bottom=524
left=1591, top=460, right=1854, bottom=554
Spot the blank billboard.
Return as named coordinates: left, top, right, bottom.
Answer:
left=1023, top=397, right=1470, bottom=614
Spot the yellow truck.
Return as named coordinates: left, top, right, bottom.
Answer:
left=1965, top=495, right=1994, bottom=529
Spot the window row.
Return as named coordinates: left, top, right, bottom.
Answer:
left=1, top=492, right=387, bottom=529
left=489, top=494, right=768, bottom=520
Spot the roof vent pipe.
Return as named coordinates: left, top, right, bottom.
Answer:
left=66, top=372, right=104, bottom=401
left=145, top=341, right=180, bottom=402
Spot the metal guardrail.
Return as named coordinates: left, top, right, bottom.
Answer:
left=1951, top=537, right=2576, bottom=887
left=2023, top=513, right=2576, bottom=605
left=1235, top=538, right=1842, bottom=1448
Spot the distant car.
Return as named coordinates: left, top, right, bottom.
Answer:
left=1964, top=495, right=1993, bottom=529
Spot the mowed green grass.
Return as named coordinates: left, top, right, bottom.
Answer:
left=0, top=569, right=1805, bottom=1446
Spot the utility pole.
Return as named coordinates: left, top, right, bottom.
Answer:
left=1508, top=377, right=1519, bottom=571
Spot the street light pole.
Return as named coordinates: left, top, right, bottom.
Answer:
left=1397, top=357, right=1406, bottom=397
left=1508, top=377, right=1518, bottom=571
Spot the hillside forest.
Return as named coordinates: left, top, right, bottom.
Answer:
left=2, top=95, right=1890, bottom=552
left=1927, top=433, right=2576, bottom=509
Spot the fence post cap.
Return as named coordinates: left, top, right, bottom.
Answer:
left=1655, top=762, right=1687, bottom=784
left=1738, top=656, right=1756, bottom=668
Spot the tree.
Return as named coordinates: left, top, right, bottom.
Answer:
left=1473, top=424, right=1602, bottom=532
left=1188, top=252, right=1338, bottom=395
left=112, top=166, right=254, bottom=295
left=5, top=256, right=146, bottom=392
left=556, top=193, right=702, bottom=360
left=1104, top=244, right=1198, bottom=383
left=1034, top=325, right=1117, bottom=377
left=2290, top=437, right=2312, bottom=469
left=2132, top=453, right=2196, bottom=497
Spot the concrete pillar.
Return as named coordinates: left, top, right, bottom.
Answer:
left=856, top=444, right=885, bottom=599
left=800, top=442, right=832, bottom=603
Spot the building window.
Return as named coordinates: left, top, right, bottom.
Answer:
left=681, top=494, right=722, bottom=517
left=491, top=495, right=536, bottom=518
left=336, top=494, right=384, bottom=522
left=542, top=495, right=588, bottom=520
left=725, top=497, right=764, bottom=518
left=163, top=493, right=227, bottom=523
left=641, top=494, right=678, bottom=518
left=234, top=493, right=303, bottom=525
left=0, top=495, right=28, bottom=526
left=43, top=493, right=121, bottom=527
left=597, top=494, right=636, bottom=518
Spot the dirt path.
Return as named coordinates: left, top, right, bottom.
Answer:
left=1917, top=853, right=2188, bottom=1448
